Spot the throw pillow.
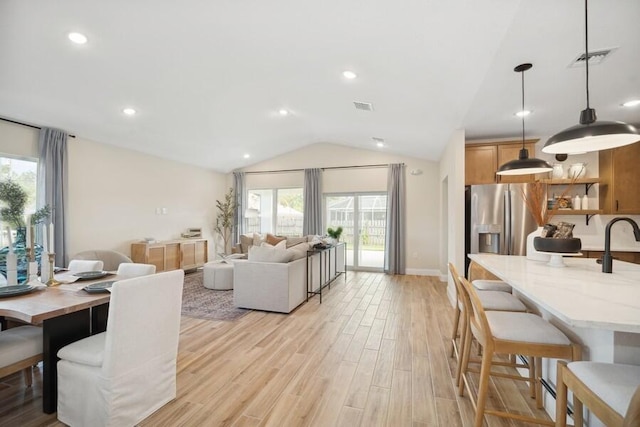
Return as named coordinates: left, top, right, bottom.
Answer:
left=266, top=233, right=286, bottom=246
left=286, top=236, right=307, bottom=248
left=248, top=245, right=293, bottom=263
left=287, top=243, right=309, bottom=261
left=261, top=240, right=287, bottom=250
left=240, top=234, right=254, bottom=254
left=253, top=233, right=265, bottom=246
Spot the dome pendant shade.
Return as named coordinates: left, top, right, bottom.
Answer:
left=542, top=120, right=640, bottom=154
left=543, top=0, right=640, bottom=154
left=497, top=148, right=553, bottom=175
left=496, top=63, right=552, bottom=176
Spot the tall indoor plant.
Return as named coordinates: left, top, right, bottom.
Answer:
left=214, top=188, right=236, bottom=255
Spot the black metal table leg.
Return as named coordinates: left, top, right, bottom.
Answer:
left=92, top=303, right=109, bottom=334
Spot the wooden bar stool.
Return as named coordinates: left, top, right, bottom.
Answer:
left=468, top=260, right=512, bottom=292
left=448, top=263, right=530, bottom=388
left=457, top=276, right=581, bottom=427
left=556, top=361, right=640, bottom=427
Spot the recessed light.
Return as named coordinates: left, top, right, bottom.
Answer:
left=515, top=110, right=531, bottom=117
left=123, top=108, right=136, bottom=116
left=243, top=154, right=250, bottom=159
left=68, top=32, right=88, bottom=44
left=376, top=142, right=384, bottom=148
left=278, top=109, right=289, bottom=116
left=343, top=70, right=357, bottom=79
left=622, top=99, right=640, bottom=107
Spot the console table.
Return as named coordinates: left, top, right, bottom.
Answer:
left=306, top=242, right=346, bottom=303
left=131, top=239, right=208, bottom=272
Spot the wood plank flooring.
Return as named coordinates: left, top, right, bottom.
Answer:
left=0, top=271, right=552, bottom=426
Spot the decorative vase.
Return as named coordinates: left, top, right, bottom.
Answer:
left=0, top=227, right=43, bottom=283
left=526, top=227, right=550, bottom=262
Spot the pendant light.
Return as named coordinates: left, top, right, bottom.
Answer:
left=542, top=0, right=639, bottom=154
left=497, top=63, right=553, bottom=176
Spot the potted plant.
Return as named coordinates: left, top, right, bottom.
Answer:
left=0, top=179, right=51, bottom=280
left=214, top=188, right=237, bottom=255
left=327, top=226, right=343, bottom=243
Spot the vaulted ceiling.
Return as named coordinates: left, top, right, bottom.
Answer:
left=1, top=0, right=638, bottom=172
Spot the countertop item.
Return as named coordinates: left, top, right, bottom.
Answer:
left=468, top=254, right=640, bottom=333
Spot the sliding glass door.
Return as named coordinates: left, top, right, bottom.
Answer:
left=325, top=193, right=387, bottom=271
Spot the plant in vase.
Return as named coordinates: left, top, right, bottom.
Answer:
left=327, top=226, right=343, bottom=244
left=0, top=179, right=51, bottom=281
left=520, top=180, right=576, bottom=261
left=214, top=188, right=237, bottom=255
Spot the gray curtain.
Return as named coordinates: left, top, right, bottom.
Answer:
left=37, top=128, right=68, bottom=266
left=233, top=172, right=245, bottom=243
left=384, top=163, right=406, bottom=274
left=303, top=168, right=323, bottom=236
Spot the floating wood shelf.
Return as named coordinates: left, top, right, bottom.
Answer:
left=554, top=209, right=603, bottom=215
left=537, top=178, right=600, bottom=185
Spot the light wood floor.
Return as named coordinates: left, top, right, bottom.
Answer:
left=0, top=272, right=552, bottom=426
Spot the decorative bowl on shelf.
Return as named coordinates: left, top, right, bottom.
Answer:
left=533, top=237, right=582, bottom=253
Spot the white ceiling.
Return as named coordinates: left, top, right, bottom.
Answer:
left=1, top=0, right=638, bottom=172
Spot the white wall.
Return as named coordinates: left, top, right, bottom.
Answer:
left=0, top=120, right=227, bottom=262
left=439, top=130, right=465, bottom=304
left=237, top=143, right=441, bottom=274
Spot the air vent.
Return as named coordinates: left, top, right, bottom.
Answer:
left=569, top=48, right=616, bottom=67
left=372, top=137, right=385, bottom=143
left=354, top=101, right=374, bottom=111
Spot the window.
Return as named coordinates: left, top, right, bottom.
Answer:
left=245, top=188, right=303, bottom=236
left=0, top=155, right=38, bottom=243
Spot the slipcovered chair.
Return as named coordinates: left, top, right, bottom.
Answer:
left=71, top=250, right=132, bottom=271
left=116, top=263, right=156, bottom=278
left=67, top=259, right=104, bottom=273
left=0, top=325, right=43, bottom=387
left=56, top=270, right=184, bottom=426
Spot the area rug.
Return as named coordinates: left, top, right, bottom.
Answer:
left=181, top=271, right=249, bottom=321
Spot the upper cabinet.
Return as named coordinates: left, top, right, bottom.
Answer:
left=465, top=140, right=538, bottom=185
left=599, top=142, right=640, bottom=214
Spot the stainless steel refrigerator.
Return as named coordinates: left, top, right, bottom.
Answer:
left=465, top=183, right=537, bottom=265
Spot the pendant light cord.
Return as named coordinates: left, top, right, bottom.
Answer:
left=521, top=68, right=526, bottom=150
left=584, top=0, right=590, bottom=109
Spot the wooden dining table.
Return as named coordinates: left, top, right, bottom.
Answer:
left=0, top=273, right=120, bottom=414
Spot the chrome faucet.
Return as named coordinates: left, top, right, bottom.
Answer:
left=602, top=217, right=640, bottom=273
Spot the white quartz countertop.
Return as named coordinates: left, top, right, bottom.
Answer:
left=468, top=254, right=640, bottom=333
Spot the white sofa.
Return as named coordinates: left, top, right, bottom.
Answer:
left=233, top=244, right=343, bottom=313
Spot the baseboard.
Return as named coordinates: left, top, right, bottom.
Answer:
left=405, top=268, right=442, bottom=277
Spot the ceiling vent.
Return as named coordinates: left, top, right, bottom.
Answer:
left=372, top=137, right=385, bottom=143
left=354, top=101, right=374, bottom=111
left=569, top=48, right=616, bottom=67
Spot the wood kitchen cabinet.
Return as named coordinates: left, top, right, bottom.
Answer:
left=131, top=239, right=208, bottom=272
left=599, top=142, right=640, bottom=214
left=465, top=145, right=497, bottom=185
left=465, top=139, right=538, bottom=185
left=583, top=250, right=640, bottom=265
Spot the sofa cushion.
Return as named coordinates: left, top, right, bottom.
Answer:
left=266, top=233, right=286, bottom=246
left=248, top=245, right=294, bottom=263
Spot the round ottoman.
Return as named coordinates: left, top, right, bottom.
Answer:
left=203, top=262, right=234, bottom=290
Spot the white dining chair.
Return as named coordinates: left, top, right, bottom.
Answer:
left=0, top=325, right=43, bottom=387
left=67, top=259, right=104, bottom=273
left=116, top=263, right=156, bottom=278
left=71, top=250, right=133, bottom=271
left=56, top=270, right=184, bottom=427
left=556, top=361, right=640, bottom=427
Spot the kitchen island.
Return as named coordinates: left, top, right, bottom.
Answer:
left=468, top=253, right=640, bottom=426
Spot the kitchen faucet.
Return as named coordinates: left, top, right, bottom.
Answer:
left=602, top=217, right=640, bottom=273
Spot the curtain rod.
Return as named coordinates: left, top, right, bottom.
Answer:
left=0, top=116, right=76, bottom=138
left=241, top=163, right=403, bottom=175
